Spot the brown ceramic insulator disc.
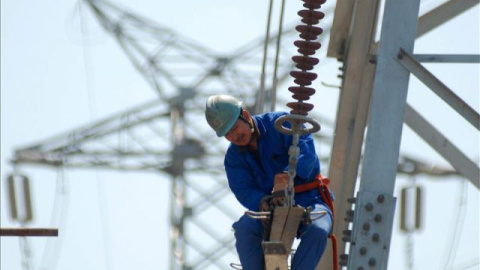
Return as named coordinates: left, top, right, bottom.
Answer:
left=294, top=40, right=322, bottom=50
left=292, top=56, right=319, bottom=70
left=302, top=0, right=326, bottom=9
left=290, top=71, right=317, bottom=86
left=298, top=10, right=325, bottom=25
left=296, top=25, right=323, bottom=40
left=299, top=48, right=315, bottom=55
left=302, top=2, right=321, bottom=9
left=299, top=31, right=320, bottom=41
left=294, top=62, right=314, bottom=70
left=294, top=41, right=321, bottom=55
left=301, top=0, right=326, bottom=9
left=290, top=70, right=318, bottom=81
left=291, top=93, right=313, bottom=101
left=296, top=25, right=323, bottom=36
left=288, top=86, right=316, bottom=101
left=294, top=78, right=313, bottom=86
left=287, top=102, right=314, bottom=115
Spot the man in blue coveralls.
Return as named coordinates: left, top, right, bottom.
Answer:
left=205, top=94, right=333, bottom=270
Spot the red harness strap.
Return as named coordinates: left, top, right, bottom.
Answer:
left=294, top=174, right=339, bottom=270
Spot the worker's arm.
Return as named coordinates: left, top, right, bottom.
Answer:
left=225, top=151, right=268, bottom=211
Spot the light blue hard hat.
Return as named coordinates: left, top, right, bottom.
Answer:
left=205, top=95, right=242, bottom=137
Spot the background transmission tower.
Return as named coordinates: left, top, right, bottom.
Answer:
left=10, top=0, right=334, bottom=269
left=5, top=0, right=465, bottom=270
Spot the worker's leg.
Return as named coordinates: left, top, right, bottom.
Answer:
left=232, top=214, right=265, bottom=270
left=291, top=203, right=333, bottom=270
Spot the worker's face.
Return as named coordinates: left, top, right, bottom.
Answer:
left=225, top=118, right=252, bottom=146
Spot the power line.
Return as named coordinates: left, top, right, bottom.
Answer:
left=441, top=179, right=469, bottom=270
left=79, top=3, right=115, bottom=270
left=39, top=167, right=70, bottom=270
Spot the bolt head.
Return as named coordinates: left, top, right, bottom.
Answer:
left=372, top=233, right=380, bottom=242
left=365, top=203, right=373, bottom=211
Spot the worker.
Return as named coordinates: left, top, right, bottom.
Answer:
left=205, top=94, right=333, bottom=270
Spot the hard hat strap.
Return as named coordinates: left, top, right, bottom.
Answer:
left=238, top=108, right=255, bottom=133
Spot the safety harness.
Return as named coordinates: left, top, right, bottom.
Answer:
left=294, top=174, right=338, bottom=270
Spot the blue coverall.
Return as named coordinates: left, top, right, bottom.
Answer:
left=224, top=111, right=333, bottom=270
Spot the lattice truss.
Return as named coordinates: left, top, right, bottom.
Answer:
left=9, top=0, right=458, bottom=269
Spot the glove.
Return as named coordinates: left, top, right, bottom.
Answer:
left=271, top=173, right=289, bottom=206
left=259, top=195, right=273, bottom=235
left=271, top=190, right=285, bottom=206
left=260, top=195, right=273, bottom=212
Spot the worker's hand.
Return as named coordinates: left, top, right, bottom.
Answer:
left=260, top=195, right=273, bottom=212
left=259, top=195, right=273, bottom=231
left=271, top=190, right=285, bottom=206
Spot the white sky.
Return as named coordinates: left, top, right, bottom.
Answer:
left=1, top=0, right=479, bottom=270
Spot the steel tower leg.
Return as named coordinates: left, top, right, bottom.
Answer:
left=170, top=175, right=187, bottom=270
left=347, top=0, right=421, bottom=269
left=169, top=101, right=187, bottom=270
left=320, top=1, right=380, bottom=269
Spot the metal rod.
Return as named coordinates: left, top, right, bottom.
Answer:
left=404, top=104, right=480, bottom=189
left=417, top=0, right=479, bottom=38
left=256, top=0, right=275, bottom=114
left=1, top=228, right=58, bottom=237
left=413, top=54, right=480, bottom=63
left=397, top=49, right=480, bottom=131
left=270, top=0, right=286, bottom=111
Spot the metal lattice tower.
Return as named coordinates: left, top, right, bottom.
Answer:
left=323, top=0, right=479, bottom=269
left=7, top=0, right=468, bottom=269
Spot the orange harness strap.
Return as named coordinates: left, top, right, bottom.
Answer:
left=294, top=175, right=339, bottom=270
